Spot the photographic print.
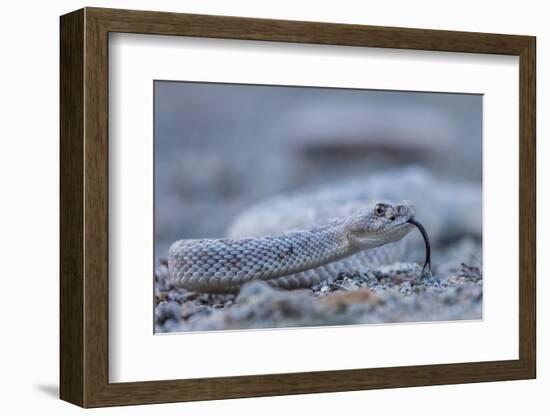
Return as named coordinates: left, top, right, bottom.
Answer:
left=154, top=81, right=483, bottom=333
left=60, top=9, right=535, bottom=406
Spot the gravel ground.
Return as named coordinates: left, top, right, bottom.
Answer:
left=155, top=237, right=482, bottom=332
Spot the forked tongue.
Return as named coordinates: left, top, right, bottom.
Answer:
left=406, top=218, right=431, bottom=274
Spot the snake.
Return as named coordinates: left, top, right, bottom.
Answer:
left=168, top=168, right=480, bottom=294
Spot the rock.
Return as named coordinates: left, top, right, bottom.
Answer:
left=154, top=238, right=483, bottom=332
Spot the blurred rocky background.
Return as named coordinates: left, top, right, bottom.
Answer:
left=155, top=82, right=481, bottom=261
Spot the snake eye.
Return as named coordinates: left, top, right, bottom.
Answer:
left=374, top=204, right=385, bottom=216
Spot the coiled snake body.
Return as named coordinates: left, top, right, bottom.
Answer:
left=168, top=168, right=481, bottom=293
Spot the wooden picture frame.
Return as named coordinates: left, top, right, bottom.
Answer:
left=60, top=7, right=536, bottom=408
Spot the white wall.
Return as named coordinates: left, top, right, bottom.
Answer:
left=0, top=0, right=545, bottom=414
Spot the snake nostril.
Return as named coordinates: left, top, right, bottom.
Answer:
left=390, top=216, right=396, bottom=221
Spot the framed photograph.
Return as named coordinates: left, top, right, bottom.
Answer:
left=60, top=7, right=536, bottom=408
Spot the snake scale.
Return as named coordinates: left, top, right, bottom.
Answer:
left=168, top=168, right=482, bottom=294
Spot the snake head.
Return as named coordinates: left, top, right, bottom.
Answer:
left=346, top=201, right=416, bottom=249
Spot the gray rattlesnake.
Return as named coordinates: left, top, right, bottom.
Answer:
left=168, top=168, right=481, bottom=293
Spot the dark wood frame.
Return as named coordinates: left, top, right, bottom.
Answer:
left=60, top=7, right=536, bottom=408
